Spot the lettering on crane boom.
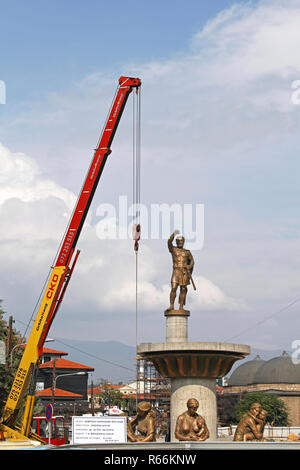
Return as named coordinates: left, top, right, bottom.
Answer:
left=89, top=154, right=101, bottom=181
left=58, top=229, right=76, bottom=265
left=9, top=368, right=27, bottom=402
left=46, top=273, right=59, bottom=300
left=36, top=271, right=60, bottom=332
left=35, top=302, right=49, bottom=333
left=113, top=93, right=124, bottom=118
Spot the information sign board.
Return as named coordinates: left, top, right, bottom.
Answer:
left=0, top=341, right=5, bottom=365
left=72, top=416, right=127, bottom=444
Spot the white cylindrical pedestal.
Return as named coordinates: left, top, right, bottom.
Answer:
left=170, top=377, right=217, bottom=442
left=165, top=310, right=190, bottom=343
left=166, top=315, right=188, bottom=343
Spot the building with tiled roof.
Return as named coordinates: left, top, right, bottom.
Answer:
left=35, top=348, right=94, bottom=412
left=39, top=347, right=68, bottom=362
left=39, top=357, right=94, bottom=372
left=88, top=381, right=156, bottom=416
left=36, top=387, right=83, bottom=399
left=89, top=383, right=124, bottom=395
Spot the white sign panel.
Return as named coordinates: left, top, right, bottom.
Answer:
left=0, top=341, right=5, bottom=365
left=72, top=416, right=127, bottom=444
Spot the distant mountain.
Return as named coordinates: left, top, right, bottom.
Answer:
left=49, top=339, right=292, bottom=384
left=50, top=338, right=137, bottom=384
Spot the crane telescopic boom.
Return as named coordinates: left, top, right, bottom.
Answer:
left=0, top=76, right=141, bottom=440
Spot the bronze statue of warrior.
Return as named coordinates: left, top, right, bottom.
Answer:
left=167, top=230, right=195, bottom=311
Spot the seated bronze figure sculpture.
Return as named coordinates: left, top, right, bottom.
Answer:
left=127, top=401, right=156, bottom=442
left=234, top=402, right=268, bottom=442
left=175, top=398, right=209, bottom=441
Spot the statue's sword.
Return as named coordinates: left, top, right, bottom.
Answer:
left=190, top=275, right=196, bottom=291
left=184, top=266, right=196, bottom=291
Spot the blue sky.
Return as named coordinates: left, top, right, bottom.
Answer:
left=1, top=0, right=300, bottom=357
left=1, top=0, right=246, bottom=100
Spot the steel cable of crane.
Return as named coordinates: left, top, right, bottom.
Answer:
left=132, top=88, right=141, bottom=227
left=132, top=88, right=141, bottom=410
left=132, top=87, right=141, bottom=348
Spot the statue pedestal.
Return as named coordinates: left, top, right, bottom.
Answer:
left=164, top=309, right=189, bottom=343
left=137, top=309, right=250, bottom=442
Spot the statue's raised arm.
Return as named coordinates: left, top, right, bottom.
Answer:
left=168, top=230, right=180, bottom=252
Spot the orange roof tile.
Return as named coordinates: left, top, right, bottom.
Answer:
left=36, top=387, right=83, bottom=398
left=90, top=391, right=153, bottom=400
left=41, top=348, right=68, bottom=356
left=125, top=393, right=153, bottom=400
left=91, top=384, right=123, bottom=394
left=39, top=358, right=94, bottom=371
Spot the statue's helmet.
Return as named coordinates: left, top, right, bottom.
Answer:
left=176, top=236, right=185, bottom=246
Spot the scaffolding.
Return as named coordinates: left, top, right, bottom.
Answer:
left=136, top=358, right=170, bottom=439
left=136, top=358, right=170, bottom=408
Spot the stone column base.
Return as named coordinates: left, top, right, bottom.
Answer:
left=170, top=377, right=217, bottom=442
left=164, top=310, right=189, bottom=343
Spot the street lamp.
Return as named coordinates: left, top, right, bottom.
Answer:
left=10, top=338, right=55, bottom=366
left=54, top=371, right=86, bottom=388
left=52, top=372, right=86, bottom=411
left=10, top=342, right=26, bottom=367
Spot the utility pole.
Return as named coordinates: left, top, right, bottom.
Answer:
left=6, top=316, right=14, bottom=370
left=52, top=358, right=57, bottom=413
left=91, top=380, right=95, bottom=416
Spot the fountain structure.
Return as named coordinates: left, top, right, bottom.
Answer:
left=137, top=232, right=250, bottom=442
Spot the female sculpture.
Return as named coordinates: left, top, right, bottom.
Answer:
left=127, top=401, right=156, bottom=442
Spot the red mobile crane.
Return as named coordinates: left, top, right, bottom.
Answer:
left=0, top=76, right=141, bottom=442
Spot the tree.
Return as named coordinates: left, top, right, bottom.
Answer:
left=0, top=300, right=43, bottom=425
left=234, top=392, right=289, bottom=426
left=0, top=301, right=25, bottom=416
left=98, top=385, right=126, bottom=411
left=217, top=394, right=239, bottom=425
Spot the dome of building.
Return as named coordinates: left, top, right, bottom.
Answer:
left=252, top=351, right=300, bottom=384
left=228, top=355, right=265, bottom=386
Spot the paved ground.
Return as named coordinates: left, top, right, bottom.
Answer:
left=44, top=441, right=300, bottom=450
left=2, top=440, right=300, bottom=450
left=0, top=439, right=42, bottom=450
left=1, top=434, right=299, bottom=450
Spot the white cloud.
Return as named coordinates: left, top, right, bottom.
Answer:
left=93, top=270, right=242, bottom=313
left=0, top=141, right=240, bottom=331
left=0, top=142, right=76, bottom=210
left=192, top=1, right=300, bottom=83
left=190, top=276, right=246, bottom=311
